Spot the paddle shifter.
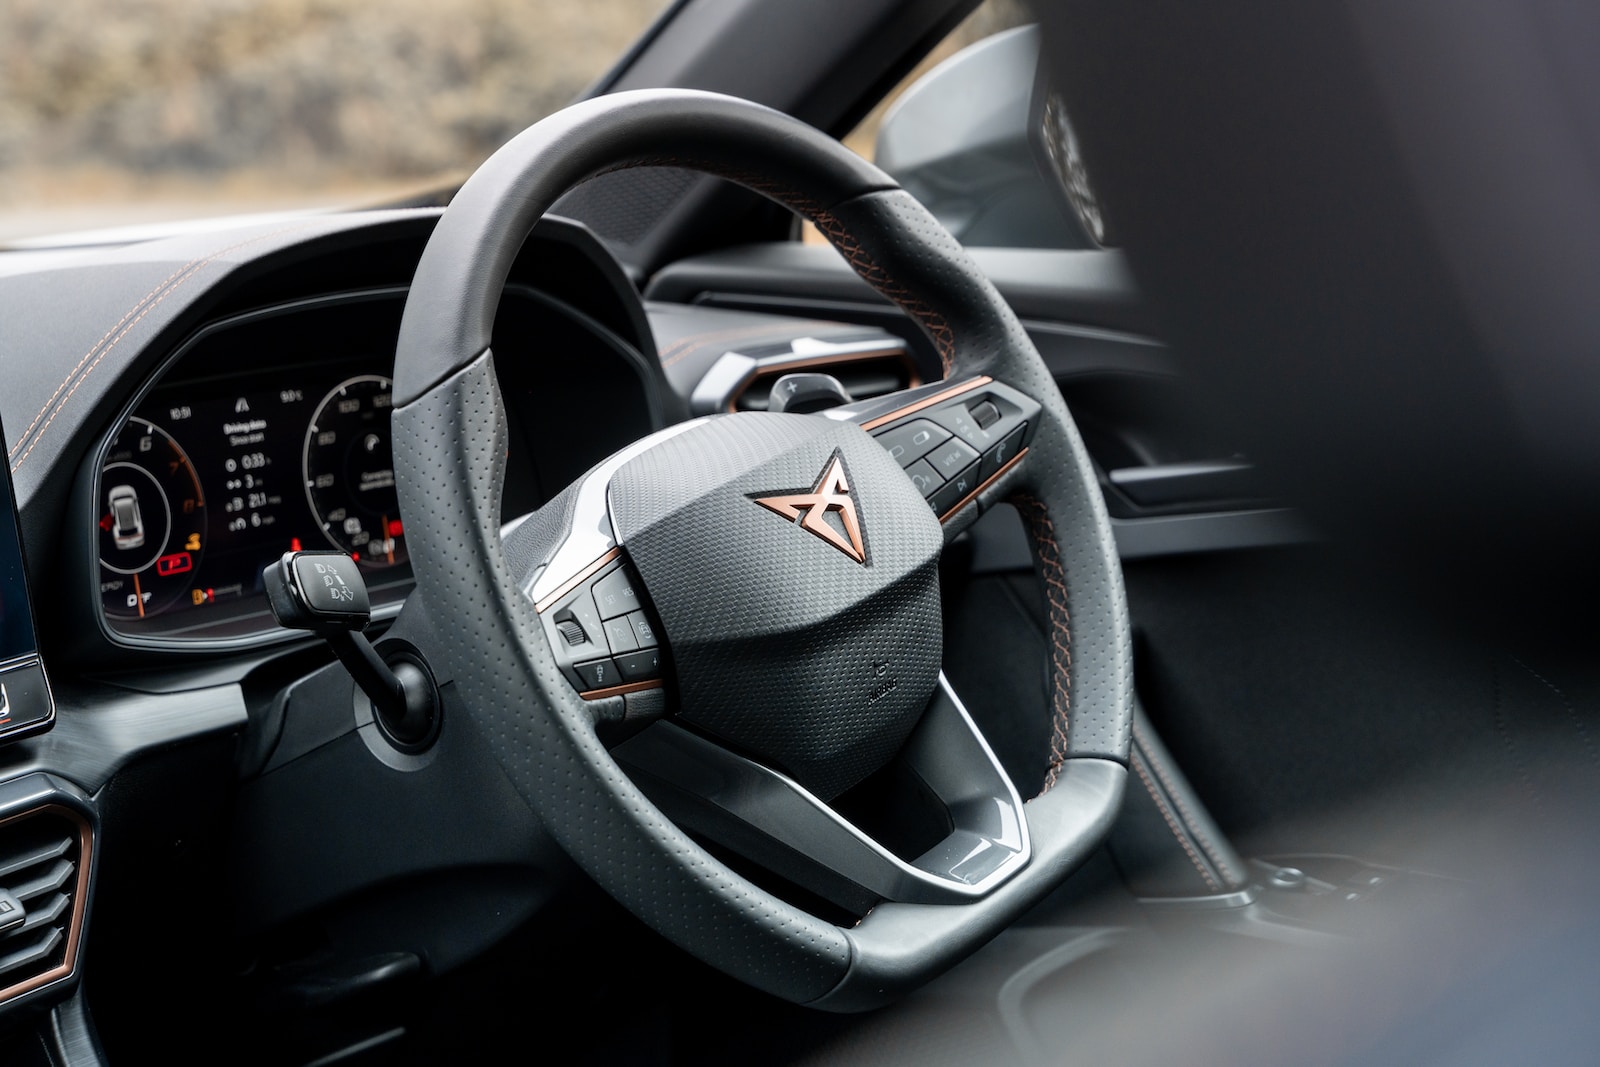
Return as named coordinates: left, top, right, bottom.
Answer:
left=264, top=550, right=439, bottom=749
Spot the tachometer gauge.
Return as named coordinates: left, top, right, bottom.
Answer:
left=98, top=417, right=206, bottom=619
left=302, top=375, right=405, bottom=568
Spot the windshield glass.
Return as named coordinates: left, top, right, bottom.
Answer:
left=0, top=0, right=669, bottom=244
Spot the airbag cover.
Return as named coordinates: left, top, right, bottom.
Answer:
left=609, top=413, right=943, bottom=800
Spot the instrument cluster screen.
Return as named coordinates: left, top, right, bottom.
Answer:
left=92, top=285, right=662, bottom=644
left=97, top=362, right=410, bottom=638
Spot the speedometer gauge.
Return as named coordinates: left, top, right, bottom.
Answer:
left=302, top=375, right=405, bottom=568
left=98, top=417, right=206, bottom=618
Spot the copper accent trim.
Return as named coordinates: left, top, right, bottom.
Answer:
left=534, top=546, right=621, bottom=614
left=728, top=347, right=921, bottom=413
left=0, top=804, right=93, bottom=1007
left=753, top=452, right=867, bottom=563
left=860, top=376, right=992, bottom=432
left=580, top=678, right=664, bottom=700
left=939, top=447, right=1030, bottom=524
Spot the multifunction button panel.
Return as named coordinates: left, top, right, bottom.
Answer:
left=539, top=553, right=666, bottom=697
left=869, top=380, right=1040, bottom=520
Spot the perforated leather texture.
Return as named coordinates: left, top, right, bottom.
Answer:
left=821, top=191, right=1133, bottom=774
left=609, top=413, right=943, bottom=800
left=390, top=89, right=1132, bottom=1007
left=392, top=355, right=852, bottom=1002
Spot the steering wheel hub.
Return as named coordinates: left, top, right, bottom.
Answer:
left=609, top=412, right=944, bottom=800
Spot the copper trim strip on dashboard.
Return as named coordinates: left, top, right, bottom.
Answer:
left=534, top=546, right=621, bottom=614
left=580, top=678, right=664, bottom=701
left=859, top=375, right=992, bottom=432
left=939, top=447, right=1030, bottom=524
left=727, top=347, right=921, bottom=413
left=0, top=804, right=93, bottom=1007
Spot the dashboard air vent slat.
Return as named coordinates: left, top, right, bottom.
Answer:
left=0, top=929, right=62, bottom=981
left=11, top=858, right=72, bottom=903
left=9, top=893, right=68, bottom=936
left=0, top=837, right=69, bottom=881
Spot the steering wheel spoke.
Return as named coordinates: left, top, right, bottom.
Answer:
left=613, top=674, right=1030, bottom=912
left=830, top=375, right=1040, bottom=539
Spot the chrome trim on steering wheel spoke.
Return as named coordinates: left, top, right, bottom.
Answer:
left=612, top=674, right=1031, bottom=908
left=520, top=419, right=706, bottom=606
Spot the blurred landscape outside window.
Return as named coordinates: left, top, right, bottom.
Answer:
left=0, top=0, right=669, bottom=244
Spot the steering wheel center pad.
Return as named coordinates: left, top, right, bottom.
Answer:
left=608, top=412, right=943, bottom=801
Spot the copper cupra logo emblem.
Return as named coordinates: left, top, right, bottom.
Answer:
left=753, top=452, right=866, bottom=563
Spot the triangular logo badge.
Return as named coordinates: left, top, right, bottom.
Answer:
left=753, top=452, right=866, bottom=564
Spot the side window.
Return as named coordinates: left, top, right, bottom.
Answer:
left=807, top=0, right=1106, bottom=250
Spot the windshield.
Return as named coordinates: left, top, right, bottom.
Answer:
left=0, top=0, right=670, bottom=244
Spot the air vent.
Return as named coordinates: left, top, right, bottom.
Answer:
left=733, top=349, right=918, bottom=412
left=0, top=807, right=89, bottom=1004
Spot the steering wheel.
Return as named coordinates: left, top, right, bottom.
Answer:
left=388, top=89, right=1132, bottom=1011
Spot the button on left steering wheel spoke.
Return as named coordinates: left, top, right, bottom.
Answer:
left=535, top=551, right=668, bottom=702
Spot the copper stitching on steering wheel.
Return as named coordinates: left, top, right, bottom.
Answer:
left=594, top=157, right=958, bottom=375
left=1012, top=491, right=1073, bottom=793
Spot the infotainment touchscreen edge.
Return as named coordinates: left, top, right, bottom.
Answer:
left=0, top=413, right=54, bottom=742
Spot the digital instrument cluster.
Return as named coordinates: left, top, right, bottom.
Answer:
left=97, top=363, right=411, bottom=637
left=90, top=279, right=662, bottom=647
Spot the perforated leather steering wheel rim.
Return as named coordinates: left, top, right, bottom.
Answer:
left=388, top=88, right=1133, bottom=1010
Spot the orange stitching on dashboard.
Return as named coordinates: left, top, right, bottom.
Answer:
left=8, top=257, right=200, bottom=458
left=12, top=224, right=313, bottom=472
left=1013, top=491, right=1072, bottom=793
left=657, top=323, right=795, bottom=369
left=1131, top=749, right=1221, bottom=893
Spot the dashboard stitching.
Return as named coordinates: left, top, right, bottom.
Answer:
left=1012, top=490, right=1073, bottom=793
left=1130, top=747, right=1221, bottom=893
left=658, top=324, right=800, bottom=369
left=11, top=223, right=317, bottom=472
left=7, top=259, right=199, bottom=459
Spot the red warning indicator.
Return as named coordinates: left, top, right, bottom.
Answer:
left=156, top=552, right=193, bottom=577
left=387, top=519, right=404, bottom=538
